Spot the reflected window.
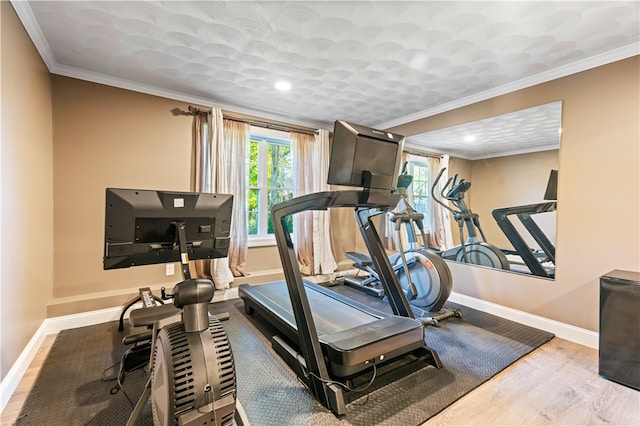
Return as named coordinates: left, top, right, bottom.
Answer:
left=406, top=156, right=431, bottom=231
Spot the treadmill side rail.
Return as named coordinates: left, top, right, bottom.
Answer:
left=492, top=201, right=556, bottom=278
left=239, top=281, right=437, bottom=378
left=272, top=192, right=345, bottom=415
left=240, top=190, right=441, bottom=417
left=272, top=335, right=347, bottom=417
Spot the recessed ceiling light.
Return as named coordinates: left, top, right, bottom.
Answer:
left=275, top=81, right=291, bottom=91
left=464, top=135, right=476, bottom=142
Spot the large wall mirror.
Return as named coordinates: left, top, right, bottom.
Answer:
left=405, top=101, right=562, bottom=280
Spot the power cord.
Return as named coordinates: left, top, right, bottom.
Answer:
left=102, top=360, right=135, bottom=407
left=302, top=359, right=378, bottom=393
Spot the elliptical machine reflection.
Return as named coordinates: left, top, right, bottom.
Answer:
left=345, top=164, right=461, bottom=326
left=430, top=168, right=510, bottom=270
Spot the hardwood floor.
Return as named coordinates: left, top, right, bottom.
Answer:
left=425, top=337, right=639, bottom=425
left=1, top=334, right=56, bottom=426
left=2, top=335, right=638, bottom=425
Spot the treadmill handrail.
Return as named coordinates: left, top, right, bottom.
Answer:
left=354, top=207, right=415, bottom=317
left=492, top=201, right=556, bottom=216
left=492, top=201, right=556, bottom=278
left=273, top=189, right=401, bottom=215
left=271, top=188, right=415, bottom=414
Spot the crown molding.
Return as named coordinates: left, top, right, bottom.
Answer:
left=52, top=65, right=330, bottom=131
left=404, top=139, right=559, bottom=161
left=10, top=0, right=56, bottom=70
left=472, top=144, right=560, bottom=161
left=377, top=42, right=640, bottom=130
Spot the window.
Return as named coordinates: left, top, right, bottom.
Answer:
left=246, top=127, right=293, bottom=245
left=405, top=156, right=431, bottom=231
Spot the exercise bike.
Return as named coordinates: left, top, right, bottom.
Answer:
left=103, top=188, right=245, bottom=426
left=344, top=164, right=461, bottom=325
left=124, top=275, right=239, bottom=426
left=431, top=168, right=510, bottom=270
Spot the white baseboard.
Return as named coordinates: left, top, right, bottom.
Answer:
left=1, top=305, right=133, bottom=412
left=448, top=292, right=599, bottom=349
left=1, top=321, right=49, bottom=412
left=44, top=287, right=241, bottom=333
left=213, top=287, right=239, bottom=302
left=2, top=286, right=598, bottom=413
left=1, top=287, right=240, bottom=413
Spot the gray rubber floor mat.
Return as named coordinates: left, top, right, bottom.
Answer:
left=16, top=285, right=553, bottom=425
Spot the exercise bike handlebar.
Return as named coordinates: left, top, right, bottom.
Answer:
left=441, top=178, right=455, bottom=206
left=431, top=168, right=457, bottom=214
left=432, top=167, right=474, bottom=214
left=446, top=180, right=471, bottom=200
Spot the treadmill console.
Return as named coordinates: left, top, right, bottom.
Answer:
left=327, top=120, right=405, bottom=191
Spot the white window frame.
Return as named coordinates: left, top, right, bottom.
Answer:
left=246, top=127, right=293, bottom=247
left=405, top=154, right=432, bottom=233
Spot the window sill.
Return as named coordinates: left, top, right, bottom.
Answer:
left=247, top=236, right=277, bottom=248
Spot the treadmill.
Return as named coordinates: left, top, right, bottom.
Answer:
left=239, top=121, right=442, bottom=417
left=492, top=201, right=556, bottom=278
left=241, top=279, right=428, bottom=377
left=491, top=170, right=558, bottom=278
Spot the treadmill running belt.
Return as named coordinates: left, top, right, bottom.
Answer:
left=239, top=280, right=431, bottom=379
left=247, top=280, right=379, bottom=334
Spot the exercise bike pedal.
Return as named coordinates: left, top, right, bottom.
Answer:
left=420, top=308, right=463, bottom=327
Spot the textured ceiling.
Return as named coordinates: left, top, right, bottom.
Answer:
left=406, top=101, right=562, bottom=160
left=14, top=1, right=639, bottom=157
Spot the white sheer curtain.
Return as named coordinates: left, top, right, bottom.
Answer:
left=380, top=153, right=453, bottom=252
left=313, top=129, right=338, bottom=274
left=292, top=131, right=314, bottom=275
left=192, top=108, right=234, bottom=289
left=223, top=118, right=249, bottom=277
left=291, top=130, right=337, bottom=275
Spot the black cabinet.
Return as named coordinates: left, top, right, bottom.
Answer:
left=599, top=270, right=640, bottom=390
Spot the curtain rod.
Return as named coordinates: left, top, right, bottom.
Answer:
left=225, top=116, right=318, bottom=135
left=403, top=147, right=443, bottom=159
left=170, top=106, right=209, bottom=116
left=177, top=105, right=319, bottom=135
left=222, top=110, right=318, bottom=135
left=188, top=106, right=210, bottom=115
left=179, top=106, right=437, bottom=149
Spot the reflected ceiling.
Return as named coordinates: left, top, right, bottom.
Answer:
left=13, top=1, right=639, bottom=139
left=405, top=101, right=563, bottom=160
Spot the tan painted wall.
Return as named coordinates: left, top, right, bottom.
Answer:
left=391, top=56, right=640, bottom=331
left=330, top=208, right=370, bottom=265
left=471, top=150, right=558, bottom=249
left=49, top=76, right=288, bottom=316
left=50, top=57, right=640, bottom=331
left=0, top=2, right=54, bottom=380
left=51, top=76, right=193, bottom=302
left=448, top=150, right=559, bottom=251
left=50, top=75, right=370, bottom=316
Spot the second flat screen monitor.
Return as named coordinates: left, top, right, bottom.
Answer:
left=327, top=120, right=404, bottom=190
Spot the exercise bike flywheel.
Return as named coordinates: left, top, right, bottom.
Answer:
left=151, top=316, right=236, bottom=426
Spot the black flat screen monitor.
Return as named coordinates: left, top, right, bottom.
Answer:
left=327, top=120, right=404, bottom=190
left=103, top=188, right=233, bottom=270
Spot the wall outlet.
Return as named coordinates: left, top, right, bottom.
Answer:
left=165, top=263, right=175, bottom=276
